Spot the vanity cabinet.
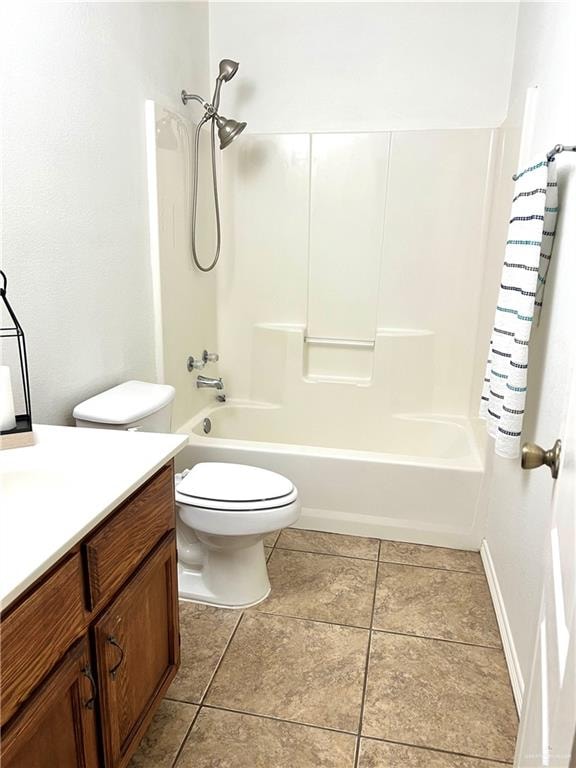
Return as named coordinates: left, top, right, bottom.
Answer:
left=0, top=463, right=179, bottom=768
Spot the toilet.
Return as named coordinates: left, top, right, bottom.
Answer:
left=175, top=462, right=300, bottom=608
left=73, top=381, right=300, bottom=608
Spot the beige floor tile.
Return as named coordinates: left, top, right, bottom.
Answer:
left=177, top=707, right=356, bottom=767
left=265, top=530, right=281, bottom=547
left=265, top=545, right=273, bottom=561
left=277, top=528, right=379, bottom=559
left=379, top=540, right=483, bottom=573
left=128, top=699, right=197, bottom=768
left=257, top=549, right=377, bottom=627
left=167, top=601, right=241, bottom=704
left=362, top=632, right=517, bottom=762
left=358, top=739, right=508, bottom=767
left=205, top=613, right=369, bottom=732
left=373, top=563, right=501, bottom=647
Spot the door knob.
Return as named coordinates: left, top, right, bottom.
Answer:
left=521, top=439, right=561, bottom=479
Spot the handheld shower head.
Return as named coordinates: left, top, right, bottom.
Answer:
left=218, top=59, right=239, bottom=82
left=216, top=114, right=247, bottom=150
left=212, top=59, right=240, bottom=109
left=180, top=56, right=247, bottom=271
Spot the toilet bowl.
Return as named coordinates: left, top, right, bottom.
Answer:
left=175, top=462, right=300, bottom=608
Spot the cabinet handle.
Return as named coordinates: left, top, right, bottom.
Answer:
left=82, top=666, right=97, bottom=709
left=107, top=635, right=125, bottom=679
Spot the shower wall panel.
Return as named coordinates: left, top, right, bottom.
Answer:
left=219, top=134, right=310, bottom=397
left=378, top=129, right=495, bottom=414
left=307, top=133, right=390, bottom=341
left=150, top=104, right=219, bottom=429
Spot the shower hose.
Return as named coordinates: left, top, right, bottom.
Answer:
left=191, top=115, right=221, bottom=272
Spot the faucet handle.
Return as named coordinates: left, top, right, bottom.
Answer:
left=187, top=355, right=205, bottom=372
left=202, top=350, right=219, bottom=364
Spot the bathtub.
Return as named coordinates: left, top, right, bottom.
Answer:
left=177, top=402, right=486, bottom=549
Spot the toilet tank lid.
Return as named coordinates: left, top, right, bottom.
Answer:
left=73, top=381, right=175, bottom=425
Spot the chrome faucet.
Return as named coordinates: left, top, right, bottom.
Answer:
left=196, top=375, right=224, bottom=391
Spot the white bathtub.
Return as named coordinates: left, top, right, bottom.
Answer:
left=177, top=402, right=486, bottom=549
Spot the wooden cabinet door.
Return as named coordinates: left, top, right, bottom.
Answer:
left=1, top=637, right=100, bottom=768
left=93, top=533, right=180, bottom=768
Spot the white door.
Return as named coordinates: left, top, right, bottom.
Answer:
left=515, top=359, right=576, bottom=766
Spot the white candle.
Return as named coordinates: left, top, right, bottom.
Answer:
left=0, top=366, right=16, bottom=432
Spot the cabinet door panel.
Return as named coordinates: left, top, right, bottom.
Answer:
left=94, top=533, right=180, bottom=768
left=0, top=638, right=99, bottom=768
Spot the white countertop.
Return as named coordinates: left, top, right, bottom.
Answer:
left=0, top=425, right=188, bottom=610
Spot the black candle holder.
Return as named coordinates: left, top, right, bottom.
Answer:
left=0, top=270, right=34, bottom=447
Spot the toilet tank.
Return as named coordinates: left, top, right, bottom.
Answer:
left=73, top=381, right=175, bottom=433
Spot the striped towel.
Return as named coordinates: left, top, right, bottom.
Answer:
left=480, top=156, right=558, bottom=458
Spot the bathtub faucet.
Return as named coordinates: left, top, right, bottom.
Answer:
left=196, top=375, right=224, bottom=391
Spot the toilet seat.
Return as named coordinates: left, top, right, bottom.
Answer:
left=176, top=462, right=298, bottom=511
left=175, top=462, right=300, bottom=537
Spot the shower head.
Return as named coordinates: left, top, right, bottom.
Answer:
left=216, top=114, right=247, bottom=150
left=218, top=59, right=239, bottom=82
left=212, top=59, right=241, bottom=111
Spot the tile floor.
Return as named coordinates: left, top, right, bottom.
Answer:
left=129, top=529, right=518, bottom=768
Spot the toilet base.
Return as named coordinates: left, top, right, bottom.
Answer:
left=176, top=526, right=272, bottom=608
left=178, top=565, right=271, bottom=609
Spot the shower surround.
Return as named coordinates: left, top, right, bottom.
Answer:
left=149, top=109, right=506, bottom=547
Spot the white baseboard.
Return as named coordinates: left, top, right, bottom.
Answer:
left=481, top=538, right=524, bottom=712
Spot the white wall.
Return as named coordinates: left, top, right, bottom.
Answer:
left=1, top=2, right=209, bottom=425
left=209, top=2, right=518, bottom=133
left=479, top=1, right=576, bottom=700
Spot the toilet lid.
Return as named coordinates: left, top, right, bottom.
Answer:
left=176, top=462, right=295, bottom=508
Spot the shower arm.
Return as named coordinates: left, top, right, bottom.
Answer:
left=181, top=91, right=217, bottom=119
left=181, top=85, right=225, bottom=121
left=182, top=66, right=229, bottom=115
left=181, top=92, right=207, bottom=107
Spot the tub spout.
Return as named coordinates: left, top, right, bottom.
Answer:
left=197, top=375, right=224, bottom=390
